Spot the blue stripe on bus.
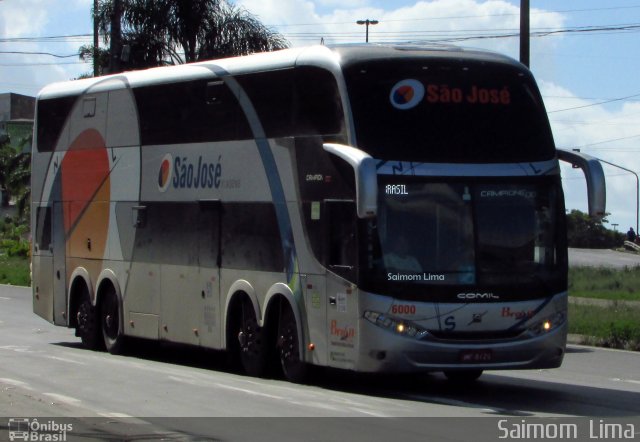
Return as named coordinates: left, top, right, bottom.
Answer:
left=204, top=65, right=298, bottom=285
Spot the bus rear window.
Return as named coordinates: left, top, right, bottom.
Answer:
left=344, top=59, right=555, bottom=163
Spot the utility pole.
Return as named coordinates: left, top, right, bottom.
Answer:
left=356, top=19, right=379, bottom=43
left=109, top=0, right=122, bottom=74
left=93, top=0, right=99, bottom=76
left=520, top=0, right=530, bottom=67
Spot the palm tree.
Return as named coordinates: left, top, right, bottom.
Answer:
left=80, top=0, right=289, bottom=73
left=0, top=136, right=31, bottom=219
left=8, top=140, right=31, bottom=220
left=0, top=142, right=12, bottom=208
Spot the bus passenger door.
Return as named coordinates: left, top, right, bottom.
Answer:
left=324, top=200, right=359, bottom=369
left=32, top=205, right=54, bottom=323
left=198, top=201, right=222, bottom=349
left=52, top=201, right=68, bottom=325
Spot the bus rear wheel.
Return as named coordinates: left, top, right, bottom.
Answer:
left=277, top=303, right=308, bottom=383
left=100, top=286, right=125, bottom=355
left=76, top=294, right=101, bottom=350
left=238, top=298, right=269, bottom=377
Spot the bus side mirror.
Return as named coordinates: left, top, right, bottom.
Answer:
left=323, top=143, right=377, bottom=219
left=557, top=149, right=606, bottom=220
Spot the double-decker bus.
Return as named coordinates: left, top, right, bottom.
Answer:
left=31, top=43, right=605, bottom=382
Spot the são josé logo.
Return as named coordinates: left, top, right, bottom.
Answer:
left=158, top=153, right=173, bottom=192
left=390, top=79, right=425, bottom=110
left=158, top=153, right=223, bottom=192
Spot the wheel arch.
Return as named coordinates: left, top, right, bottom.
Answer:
left=222, top=279, right=259, bottom=350
left=68, top=267, right=93, bottom=328
left=264, top=283, right=305, bottom=359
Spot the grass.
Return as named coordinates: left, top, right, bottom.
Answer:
left=0, top=254, right=30, bottom=286
left=568, top=266, right=640, bottom=301
left=568, top=265, right=640, bottom=351
left=569, top=302, right=640, bottom=351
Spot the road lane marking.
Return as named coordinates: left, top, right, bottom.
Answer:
left=401, top=393, right=508, bottom=416
left=44, top=355, right=87, bottom=366
left=0, top=296, right=11, bottom=300
left=0, top=377, right=34, bottom=391
left=43, top=392, right=83, bottom=405
left=98, top=412, right=135, bottom=418
left=213, top=382, right=286, bottom=400
left=610, top=378, right=640, bottom=386
left=0, top=345, right=34, bottom=353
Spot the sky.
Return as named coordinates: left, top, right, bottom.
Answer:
left=1, top=0, right=639, bottom=234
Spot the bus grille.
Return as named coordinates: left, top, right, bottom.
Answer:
left=427, top=329, right=524, bottom=342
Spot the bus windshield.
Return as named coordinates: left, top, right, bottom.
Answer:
left=360, top=178, right=567, bottom=301
left=344, top=58, right=556, bottom=163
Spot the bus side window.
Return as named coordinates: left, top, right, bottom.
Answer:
left=326, top=200, right=356, bottom=280
left=35, top=207, right=52, bottom=253
left=82, top=97, right=96, bottom=118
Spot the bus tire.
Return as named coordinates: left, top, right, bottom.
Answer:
left=443, top=369, right=483, bottom=382
left=76, top=293, right=102, bottom=350
left=100, top=285, right=125, bottom=355
left=238, top=298, right=269, bottom=377
left=277, top=302, right=308, bottom=383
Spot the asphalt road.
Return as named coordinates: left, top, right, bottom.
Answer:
left=569, top=247, right=640, bottom=268
left=1, top=284, right=639, bottom=441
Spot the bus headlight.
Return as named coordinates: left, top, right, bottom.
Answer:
left=527, top=311, right=566, bottom=337
left=364, top=311, right=430, bottom=340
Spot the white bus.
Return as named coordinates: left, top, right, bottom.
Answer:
left=32, top=43, right=605, bottom=382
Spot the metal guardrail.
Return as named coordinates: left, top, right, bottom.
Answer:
left=624, top=241, right=640, bottom=252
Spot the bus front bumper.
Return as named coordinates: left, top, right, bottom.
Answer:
left=355, top=319, right=567, bottom=373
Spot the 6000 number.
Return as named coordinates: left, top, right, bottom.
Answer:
left=391, top=304, right=416, bottom=315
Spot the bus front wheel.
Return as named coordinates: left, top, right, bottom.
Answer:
left=100, top=286, right=125, bottom=355
left=277, top=302, right=308, bottom=383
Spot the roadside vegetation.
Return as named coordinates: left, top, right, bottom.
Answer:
left=569, top=266, right=640, bottom=302
left=566, top=209, right=625, bottom=249
left=569, top=303, right=640, bottom=351
left=0, top=254, right=30, bottom=286
left=0, top=135, right=31, bottom=286
left=0, top=216, right=30, bottom=286
left=569, top=266, right=640, bottom=351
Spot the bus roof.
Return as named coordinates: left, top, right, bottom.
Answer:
left=37, top=43, right=524, bottom=100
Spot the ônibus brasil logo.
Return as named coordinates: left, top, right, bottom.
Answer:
left=158, top=154, right=223, bottom=192
left=390, top=79, right=425, bottom=110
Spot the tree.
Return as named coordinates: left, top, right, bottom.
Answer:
left=566, top=209, right=624, bottom=249
left=79, top=0, right=289, bottom=74
left=0, top=134, right=31, bottom=220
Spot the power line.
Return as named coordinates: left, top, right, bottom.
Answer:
left=0, top=50, right=78, bottom=58
left=558, top=133, right=640, bottom=150
left=2, top=7, right=640, bottom=41
left=267, top=4, right=640, bottom=28
left=279, top=22, right=640, bottom=43
left=0, top=34, right=92, bottom=43
left=0, top=61, right=87, bottom=66
left=547, top=92, right=640, bottom=113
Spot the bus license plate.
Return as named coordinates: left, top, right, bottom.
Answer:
left=459, top=349, right=493, bottom=363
